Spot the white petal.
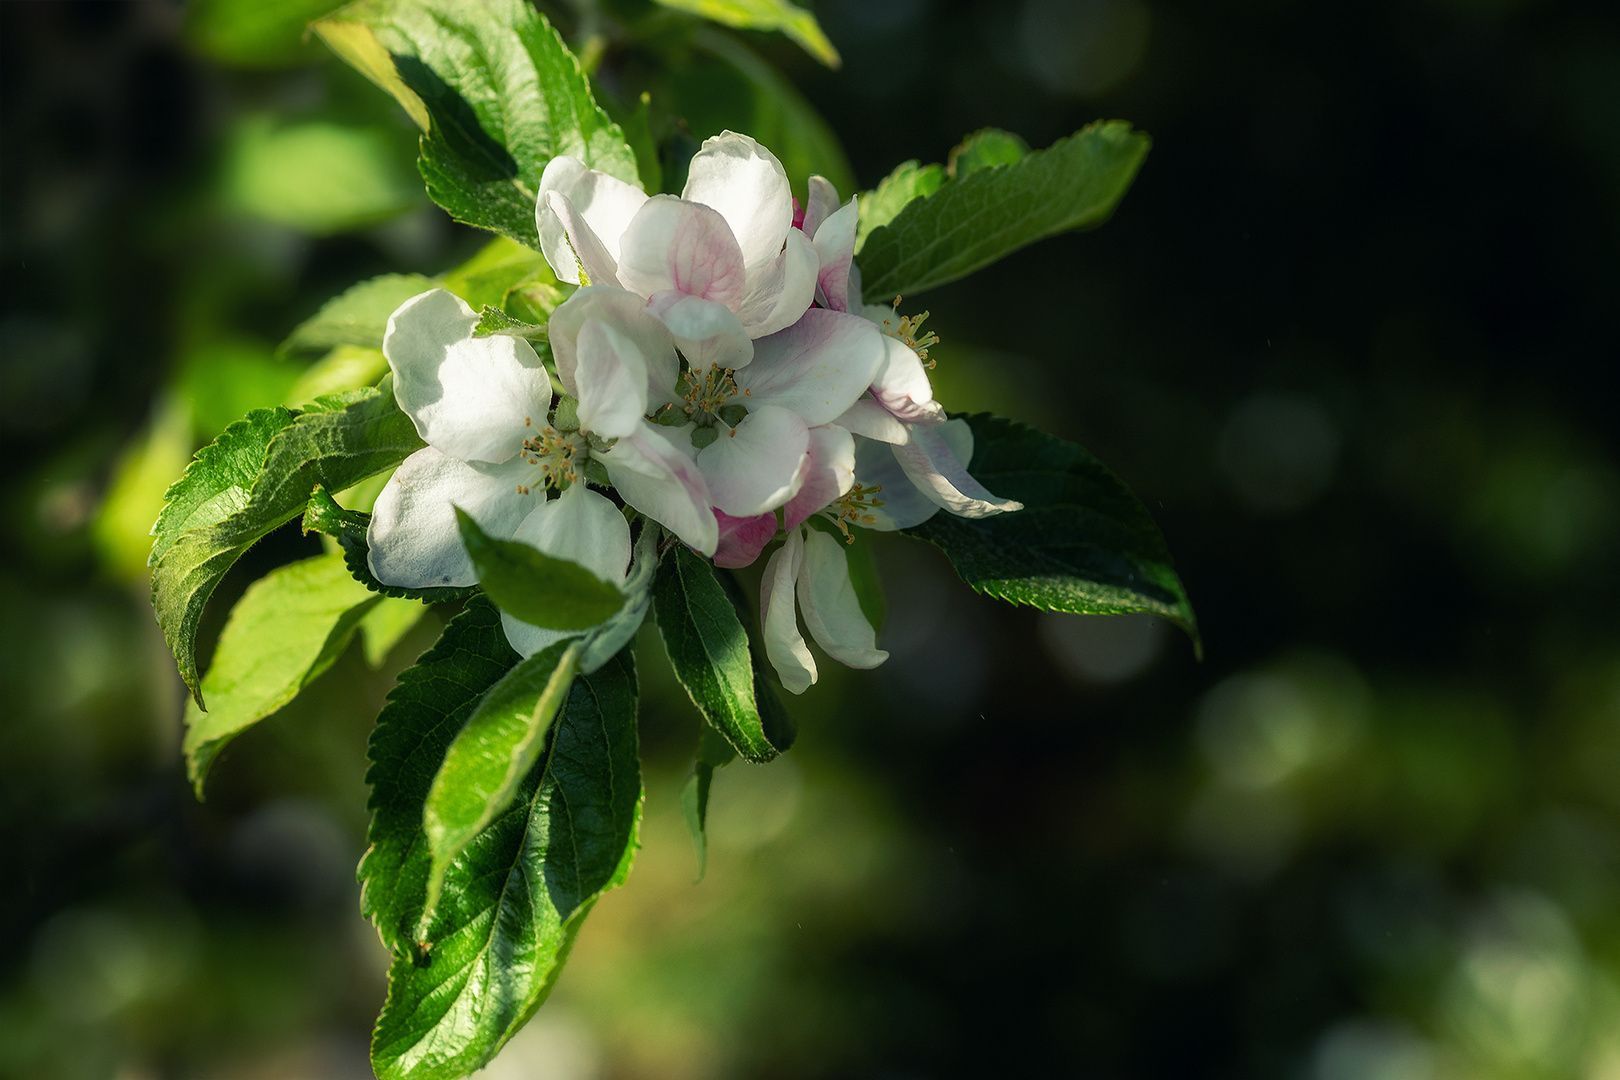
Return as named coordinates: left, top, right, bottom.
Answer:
left=801, top=175, right=840, bottom=240
left=760, top=528, right=815, bottom=694
left=734, top=229, right=819, bottom=338
left=603, top=423, right=719, bottom=554
left=845, top=261, right=864, bottom=315
left=851, top=436, right=940, bottom=531
left=734, top=309, right=886, bottom=426
left=499, top=617, right=572, bottom=660
left=538, top=191, right=622, bottom=288
left=834, top=398, right=911, bottom=444
left=366, top=447, right=539, bottom=589
left=644, top=291, right=753, bottom=371
left=681, top=131, right=792, bottom=279
left=894, top=418, right=1024, bottom=518
left=798, top=527, right=887, bottom=669
left=698, top=404, right=810, bottom=516
left=870, top=333, right=945, bottom=423
left=784, top=423, right=855, bottom=530
left=537, top=155, right=647, bottom=268
left=549, top=286, right=677, bottom=403
left=616, top=195, right=748, bottom=309
left=812, top=197, right=858, bottom=313
left=574, top=318, right=650, bottom=439
left=384, top=289, right=551, bottom=464
left=714, top=510, right=779, bottom=569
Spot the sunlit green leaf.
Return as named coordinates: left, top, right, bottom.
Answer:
left=854, top=160, right=944, bottom=255
left=150, top=406, right=296, bottom=567
left=421, top=638, right=582, bottom=918
left=177, top=337, right=303, bottom=438
left=360, top=596, right=429, bottom=666
left=904, top=413, right=1199, bottom=648
left=471, top=305, right=546, bottom=340
left=279, top=274, right=436, bottom=356
left=655, top=0, right=842, bottom=68
left=947, top=127, right=1030, bottom=178
left=858, top=120, right=1150, bottom=301
left=456, top=510, right=624, bottom=631
left=183, top=552, right=381, bottom=793
left=438, top=236, right=561, bottom=312
left=284, top=345, right=392, bottom=406
left=95, top=395, right=195, bottom=584
left=222, top=115, right=421, bottom=234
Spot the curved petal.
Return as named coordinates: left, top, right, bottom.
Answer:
left=798, top=527, right=888, bottom=669
left=538, top=190, right=621, bottom=288
left=870, top=333, right=945, bottom=424
left=617, top=195, right=748, bottom=309
left=603, top=423, right=718, bottom=555
left=811, top=197, right=858, bottom=313
left=645, top=291, right=753, bottom=371
left=681, top=131, right=793, bottom=279
left=499, top=617, right=572, bottom=660
left=366, top=447, right=539, bottom=589
left=834, top=398, right=911, bottom=444
left=714, top=509, right=779, bottom=569
left=759, top=527, right=815, bottom=694
left=574, top=318, right=650, bottom=439
left=784, top=423, right=855, bottom=530
left=851, top=436, right=940, bottom=531
left=734, top=228, right=819, bottom=338
left=698, top=404, right=810, bottom=517
left=734, top=309, right=886, bottom=426
left=894, top=418, right=1023, bottom=518
left=537, top=156, right=647, bottom=265
left=384, top=289, right=551, bottom=464
left=801, top=175, right=840, bottom=240
left=550, top=286, right=677, bottom=403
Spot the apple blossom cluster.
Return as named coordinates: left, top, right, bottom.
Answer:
left=366, top=132, right=1022, bottom=693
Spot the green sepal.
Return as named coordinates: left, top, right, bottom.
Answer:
left=456, top=509, right=625, bottom=630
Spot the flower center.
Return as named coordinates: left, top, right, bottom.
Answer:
left=516, top=420, right=588, bottom=494
left=823, top=482, right=886, bottom=541
left=874, top=297, right=940, bottom=369
left=651, top=364, right=752, bottom=447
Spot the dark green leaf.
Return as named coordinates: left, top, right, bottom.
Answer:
left=369, top=646, right=641, bottom=1080
left=279, top=273, right=437, bottom=356
left=655, top=0, right=842, bottom=68
left=150, top=406, right=295, bottom=566
left=316, top=0, right=640, bottom=248
left=679, top=720, right=737, bottom=882
left=422, top=638, right=582, bottom=919
left=855, top=159, right=944, bottom=255
left=303, top=485, right=476, bottom=603
left=152, top=387, right=425, bottom=705
left=903, top=414, right=1199, bottom=648
left=471, top=305, right=547, bottom=340
left=456, top=510, right=625, bottom=631
left=183, top=552, right=381, bottom=793
left=858, top=120, right=1150, bottom=301
left=948, top=127, right=1030, bottom=177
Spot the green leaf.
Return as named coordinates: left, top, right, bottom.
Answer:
left=652, top=545, right=788, bottom=762
left=679, top=720, right=737, bottom=882
left=903, top=414, right=1199, bottom=648
left=854, top=160, right=945, bottom=255
left=315, top=0, right=640, bottom=248
left=361, top=596, right=430, bottom=666
left=456, top=509, right=624, bottom=631
left=472, top=305, right=547, bottom=340
left=183, top=552, right=382, bottom=793
left=421, top=638, right=582, bottom=920
left=857, top=120, right=1151, bottom=302
left=184, top=0, right=346, bottom=69
left=152, top=387, right=425, bottom=705
left=438, top=236, right=561, bottom=312
left=368, top=644, right=641, bottom=1080
left=95, top=395, right=196, bottom=584
left=285, top=345, right=392, bottom=406
left=655, top=0, right=841, bottom=68
left=947, top=127, right=1030, bottom=178
left=150, top=406, right=296, bottom=566
left=222, top=115, right=422, bottom=234
left=279, top=274, right=436, bottom=356
left=303, top=485, right=476, bottom=603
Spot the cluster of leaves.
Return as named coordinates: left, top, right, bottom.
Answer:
left=145, top=0, right=1195, bottom=1076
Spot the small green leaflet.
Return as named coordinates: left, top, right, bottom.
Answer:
left=421, top=638, right=582, bottom=921
left=278, top=273, right=436, bottom=356
left=315, top=0, right=641, bottom=248
left=183, top=552, right=382, bottom=793
left=680, top=720, right=737, bottom=882
left=855, top=160, right=944, bottom=255
left=947, top=127, right=1030, bottom=178
left=369, top=648, right=641, bottom=1080
left=652, top=545, right=789, bottom=763
left=150, top=407, right=294, bottom=565
left=151, top=387, right=425, bottom=705
left=303, top=485, right=476, bottom=603
left=456, top=510, right=624, bottom=630
left=471, top=305, right=546, bottom=340
left=904, top=414, right=1199, bottom=648
left=857, top=120, right=1151, bottom=302
left=655, top=0, right=842, bottom=69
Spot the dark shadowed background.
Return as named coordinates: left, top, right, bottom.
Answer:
left=4, top=0, right=1620, bottom=1077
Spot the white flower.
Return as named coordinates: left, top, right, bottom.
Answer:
left=760, top=523, right=887, bottom=694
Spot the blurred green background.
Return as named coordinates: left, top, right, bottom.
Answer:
left=4, top=0, right=1620, bottom=1078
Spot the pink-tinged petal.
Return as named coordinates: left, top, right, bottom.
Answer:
left=499, top=484, right=632, bottom=656
left=550, top=286, right=677, bottom=403
left=734, top=229, right=819, bottom=338
left=698, top=404, right=810, bottom=517
left=812, top=197, right=858, bottom=313
left=870, top=333, right=946, bottom=423
left=385, top=289, right=550, bottom=464
left=538, top=190, right=622, bottom=288
left=734, top=309, right=886, bottom=426
left=784, top=424, right=855, bottom=530
left=760, top=528, right=816, bottom=694
left=366, top=447, right=540, bottom=589
left=603, top=423, right=718, bottom=555
left=537, top=156, right=647, bottom=268
left=851, top=436, right=940, bottom=531
left=834, top=398, right=911, bottom=444
left=574, top=319, right=650, bottom=439
left=682, top=131, right=793, bottom=278
left=894, top=418, right=1023, bottom=518
left=801, top=175, right=840, bottom=240
left=644, top=291, right=752, bottom=371
left=713, top=509, right=779, bottom=569
left=798, top=527, right=887, bottom=669
left=617, top=195, right=748, bottom=309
